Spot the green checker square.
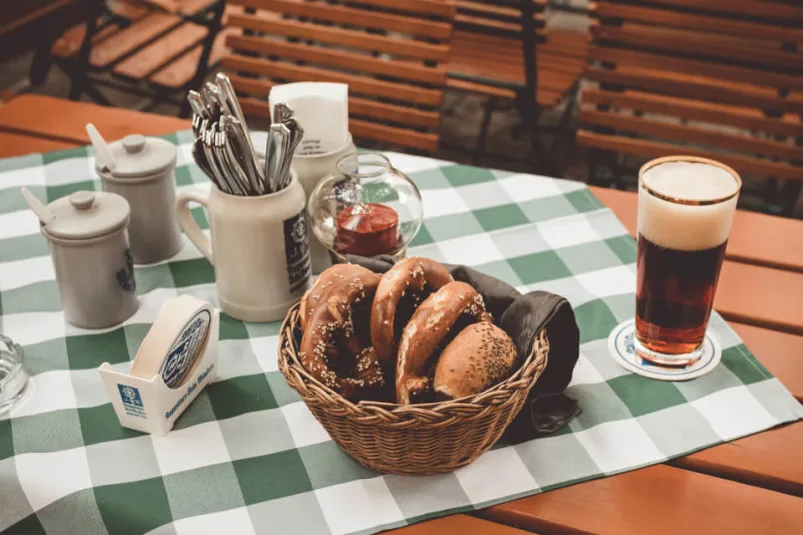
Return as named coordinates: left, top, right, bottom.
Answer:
left=12, top=409, right=83, bottom=454
left=66, top=327, right=129, bottom=369
left=607, top=373, right=688, bottom=417
left=95, top=476, right=172, bottom=534
left=233, top=449, right=313, bottom=504
left=244, top=321, right=280, bottom=338
left=0, top=419, right=12, bottom=461
left=164, top=462, right=245, bottom=520
left=135, top=263, right=175, bottom=295
left=408, top=224, right=434, bottom=248
left=175, top=130, right=194, bottom=144
left=38, top=488, right=106, bottom=535
left=566, top=188, right=604, bottom=213
left=515, top=433, right=601, bottom=489
left=748, top=380, right=803, bottom=422
left=574, top=299, right=619, bottom=344
left=384, top=472, right=470, bottom=520
left=407, top=167, right=451, bottom=190
left=605, top=235, right=637, bottom=264
left=556, top=241, right=622, bottom=275
left=721, top=346, right=771, bottom=385
left=636, top=404, right=720, bottom=458
left=566, top=381, right=634, bottom=430
left=208, top=374, right=277, bottom=421
left=266, top=371, right=301, bottom=406
left=47, top=180, right=96, bottom=202
left=1, top=184, right=45, bottom=213
left=174, top=165, right=194, bottom=186
left=472, top=203, right=529, bottom=233
left=124, top=323, right=152, bottom=357
left=0, top=234, right=49, bottom=263
left=3, top=515, right=46, bottom=535
left=674, top=363, right=742, bottom=402
left=363, top=181, right=399, bottom=203
left=22, top=338, right=69, bottom=374
left=604, top=293, right=637, bottom=323
left=518, top=195, right=577, bottom=223
left=41, top=146, right=88, bottom=164
left=473, top=260, right=523, bottom=287
left=440, top=164, right=498, bottom=187
left=0, top=152, right=41, bottom=171
left=508, top=250, right=572, bottom=285
left=169, top=258, right=215, bottom=288
left=173, top=391, right=218, bottom=431
left=190, top=206, right=209, bottom=229
left=79, top=403, right=143, bottom=446
left=219, top=314, right=250, bottom=340
left=218, top=407, right=295, bottom=461
left=298, top=441, right=377, bottom=489
left=424, top=212, right=483, bottom=242
left=1, top=281, right=61, bottom=314
left=248, top=492, right=331, bottom=535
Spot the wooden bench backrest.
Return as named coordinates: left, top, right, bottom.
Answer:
left=224, top=0, right=456, bottom=152
left=456, top=0, right=546, bottom=37
left=578, top=0, right=803, bottom=181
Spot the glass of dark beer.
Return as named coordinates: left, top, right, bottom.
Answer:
left=635, top=156, right=741, bottom=366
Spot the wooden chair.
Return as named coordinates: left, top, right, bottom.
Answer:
left=222, top=0, right=456, bottom=153
left=30, top=0, right=229, bottom=115
left=578, top=0, right=803, bottom=215
left=447, top=0, right=591, bottom=170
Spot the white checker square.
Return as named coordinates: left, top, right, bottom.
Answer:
left=567, top=353, right=607, bottom=387
left=454, top=447, right=537, bottom=504
left=216, top=339, right=262, bottom=381
left=499, top=173, right=563, bottom=202
left=455, top=180, right=514, bottom=211
left=386, top=151, right=447, bottom=174
left=281, top=401, right=330, bottom=448
left=123, top=287, right=180, bottom=326
left=315, top=477, right=404, bottom=535
left=70, top=368, right=110, bottom=408
left=43, top=155, right=95, bottom=186
left=174, top=506, right=256, bottom=535
left=0, top=209, right=40, bottom=240
left=0, top=256, right=54, bottom=291
left=152, top=421, right=231, bottom=476
left=420, top=188, right=470, bottom=218
left=691, top=386, right=778, bottom=441
left=176, top=142, right=194, bottom=168
left=576, top=265, right=635, bottom=300
left=537, top=215, right=599, bottom=250
left=15, top=447, right=92, bottom=511
left=11, top=369, right=76, bottom=418
left=250, top=335, right=279, bottom=373
left=0, top=163, right=46, bottom=188
left=436, top=234, right=503, bottom=267
left=574, top=419, right=666, bottom=474
left=175, top=181, right=212, bottom=200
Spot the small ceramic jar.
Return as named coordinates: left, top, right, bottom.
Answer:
left=42, top=191, right=139, bottom=329
left=96, top=134, right=182, bottom=265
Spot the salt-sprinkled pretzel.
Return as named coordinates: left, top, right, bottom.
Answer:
left=300, top=263, right=373, bottom=330
left=370, top=257, right=453, bottom=365
left=300, top=272, right=384, bottom=399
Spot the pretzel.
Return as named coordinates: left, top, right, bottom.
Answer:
left=300, top=263, right=372, bottom=330
left=370, top=257, right=453, bottom=365
left=396, top=281, right=492, bottom=404
left=300, top=272, right=384, bottom=399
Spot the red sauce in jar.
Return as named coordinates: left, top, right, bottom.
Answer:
left=335, top=203, right=399, bottom=256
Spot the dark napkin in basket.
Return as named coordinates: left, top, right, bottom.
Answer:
left=342, top=255, right=581, bottom=440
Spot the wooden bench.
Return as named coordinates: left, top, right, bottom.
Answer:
left=223, top=0, right=456, bottom=153
left=446, top=0, right=590, bottom=169
left=578, top=0, right=803, bottom=215
left=39, top=0, right=229, bottom=114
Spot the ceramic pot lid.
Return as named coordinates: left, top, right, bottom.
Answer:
left=98, top=134, right=176, bottom=178
left=45, top=191, right=130, bottom=240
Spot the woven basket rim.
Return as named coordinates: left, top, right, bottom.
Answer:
left=279, top=302, right=549, bottom=422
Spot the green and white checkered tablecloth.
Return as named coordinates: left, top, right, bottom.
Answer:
left=0, top=131, right=800, bottom=535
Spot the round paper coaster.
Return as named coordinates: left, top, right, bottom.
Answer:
left=607, top=319, right=722, bottom=381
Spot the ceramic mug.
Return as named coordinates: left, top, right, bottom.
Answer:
left=175, top=171, right=311, bottom=322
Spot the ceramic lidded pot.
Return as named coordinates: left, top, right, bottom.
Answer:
left=95, top=134, right=182, bottom=264
left=42, top=191, right=138, bottom=329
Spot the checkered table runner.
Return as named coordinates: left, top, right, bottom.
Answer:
left=1, top=130, right=800, bottom=535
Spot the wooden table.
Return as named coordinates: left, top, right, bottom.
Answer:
left=2, top=95, right=801, bottom=534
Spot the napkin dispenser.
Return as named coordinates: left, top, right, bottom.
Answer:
left=98, top=295, right=219, bottom=436
left=269, top=82, right=349, bottom=155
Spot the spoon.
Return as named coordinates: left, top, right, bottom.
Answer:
left=20, top=187, right=55, bottom=225
left=85, top=123, right=117, bottom=172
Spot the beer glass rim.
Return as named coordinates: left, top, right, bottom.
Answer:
left=639, top=156, right=742, bottom=207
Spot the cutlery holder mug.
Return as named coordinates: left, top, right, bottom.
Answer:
left=175, top=170, right=311, bottom=322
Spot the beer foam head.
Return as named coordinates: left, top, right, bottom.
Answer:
left=638, top=161, right=740, bottom=251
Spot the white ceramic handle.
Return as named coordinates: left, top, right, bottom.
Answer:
left=175, top=189, right=213, bottom=264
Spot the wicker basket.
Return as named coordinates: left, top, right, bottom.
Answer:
left=278, top=303, right=549, bottom=475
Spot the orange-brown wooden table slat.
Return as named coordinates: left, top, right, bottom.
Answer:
left=114, top=22, right=207, bottom=79
left=481, top=464, right=803, bottom=535
left=90, top=13, right=183, bottom=67
left=149, top=27, right=235, bottom=89
left=632, top=0, right=803, bottom=25
left=0, top=131, right=77, bottom=158
left=730, top=323, right=803, bottom=403
left=395, top=514, right=535, bottom=534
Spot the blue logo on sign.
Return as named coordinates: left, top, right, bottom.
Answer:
left=118, top=384, right=146, bottom=418
left=159, top=309, right=211, bottom=389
